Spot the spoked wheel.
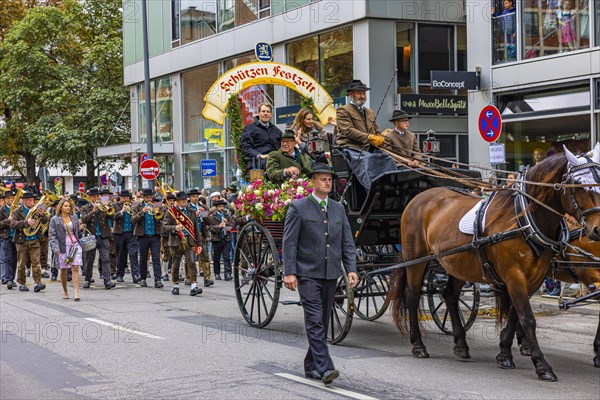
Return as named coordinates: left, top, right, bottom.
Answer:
left=425, top=266, right=480, bottom=335
left=326, top=269, right=354, bottom=344
left=233, top=222, right=282, bottom=328
left=354, top=272, right=390, bottom=321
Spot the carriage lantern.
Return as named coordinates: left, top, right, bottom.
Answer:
left=422, top=130, right=440, bottom=154
left=306, top=128, right=325, bottom=160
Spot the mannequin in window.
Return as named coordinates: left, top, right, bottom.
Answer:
left=532, top=148, right=546, bottom=166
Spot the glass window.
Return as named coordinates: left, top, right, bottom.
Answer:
left=418, top=25, right=453, bottom=84
left=286, top=26, right=353, bottom=105
left=217, top=0, right=268, bottom=33
left=492, top=0, right=517, bottom=63
left=595, top=0, right=600, bottom=45
left=138, top=77, right=173, bottom=144
left=172, top=0, right=181, bottom=46
left=183, top=151, right=225, bottom=191
left=180, top=1, right=217, bottom=45
left=456, top=25, right=467, bottom=71
left=523, top=0, right=590, bottom=59
left=396, top=23, right=415, bottom=94
left=182, top=64, right=220, bottom=152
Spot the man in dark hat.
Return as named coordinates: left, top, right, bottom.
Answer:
left=382, top=109, right=422, bottom=168
left=241, top=102, right=283, bottom=170
left=112, top=189, right=140, bottom=283
left=131, top=188, right=164, bottom=289
left=226, top=184, right=238, bottom=204
left=187, top=188, right=213, bottom=286
left=10, top=191, right=48, bottom=292
left=0, top=191, right=18, bottom=288
left=266, top=129, right=313, bottom=184
left=159, top=192, right=177, bottom=281
left=80, top=187, right=115, bottom=290
left=100, top=189, right=118, bottom=279
left=205, top=199, right=234, bottom=281
left=335, top=79, right=385, bottom=150
left=163, top=191, right=203, bottom=296
left=282, top=163, right=358, bottom=385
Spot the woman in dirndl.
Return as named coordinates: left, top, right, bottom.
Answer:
left=49, top=198, right=83, bottom=301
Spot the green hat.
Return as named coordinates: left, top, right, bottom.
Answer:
left=281, top=128, right=295, bottom=139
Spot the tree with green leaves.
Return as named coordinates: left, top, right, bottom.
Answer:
left=0, top=0, right=129, bottom=186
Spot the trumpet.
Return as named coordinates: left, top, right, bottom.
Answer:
left=122, top=201, right=132, bottom=214
left=96, top=202, right=115, bottom=216
left=144, top=202, right=164, bottom=220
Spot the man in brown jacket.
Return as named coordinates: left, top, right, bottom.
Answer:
left=10, top=191, right=48, bottom=292
left=335, top=79, right=385, bottom=150
left=381, top=109, right=422, bottom=168
left=206, top=200, right=234, bottom=281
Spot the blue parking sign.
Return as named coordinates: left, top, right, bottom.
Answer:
left=201, top=159, right=217, bottom=177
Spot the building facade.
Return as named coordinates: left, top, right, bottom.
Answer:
left=468, top=0, right=600, bottom=173
left=115, top=0, right=472, bottom=191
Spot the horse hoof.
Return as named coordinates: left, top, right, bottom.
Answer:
left=593, top=355, right=600, bottom=368
left=412, top=348, right=430, bottom=358
left=519, top=344, right=531, bottom=357
left=536, top=370, right=558, bottom=382
left=453, top=346, right=470, bottom=360
left=496, top=356, right=515, bottom=369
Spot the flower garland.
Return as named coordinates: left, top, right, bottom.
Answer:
left=236, top=177, right=313, bottom=222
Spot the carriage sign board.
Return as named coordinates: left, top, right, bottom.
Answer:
left=478, top=105, right=502, bottom=143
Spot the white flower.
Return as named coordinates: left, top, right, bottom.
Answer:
left=284, top=199, right=291, bottom=205
left=267, top=190, right=275, bottom=196
left=296, top=187, right=304, bottom=195
left=254, top=190, right=261, bottom=196
left=281, top=183, right=288, bottom=190
left=255, top=203, right=264, bottom=210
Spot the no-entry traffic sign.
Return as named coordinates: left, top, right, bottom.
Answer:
left=478, top=105, right=502, bottom=143
left=140, top=159, right=160, bottom=180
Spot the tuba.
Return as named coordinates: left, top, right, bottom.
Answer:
left=23, top=194, right=48, bottom=237
left=9, top=188, right=23, bottom=215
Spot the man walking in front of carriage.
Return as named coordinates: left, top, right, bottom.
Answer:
left=163, top=191, right=203, bottom=296
left=10, top=191, right=48, bottom=292
left=112, top=189, right=140, bottom=284
left=381, top=109, right=422, bottom=168
left=188, top=188, right=213, bottom=287
left=131, top=188, right=164, bottom=289
left=206, top=200, right=234, bottom=281
left=0, top=191, right=18, bottom=289
left=266, top=128, right=313, bottom=184
left=282, top=164, right=359, bottom=385
left=81, top=188, right=115, bottom=290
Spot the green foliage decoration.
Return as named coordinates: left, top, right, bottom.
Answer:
left=228, top=94, right=246, bottom=178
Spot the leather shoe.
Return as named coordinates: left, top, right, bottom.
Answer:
left=305, top=370, right=321, bottom=380
left=154, top=281, right=164, bottom=289
left=104, top=281, right=115, bottom=290
left=19, top=285, right=29, bottom=292
left=224, top=274, right=232, bottom=281
left=116, top=276, right=124, bottom=283
left=172, top=287, right=179, bottom=295
left=1, top=278, right=6, bottom=284
left=51, top=275, right=58, bottom=281
left=7, top=281, right=16, bottom=289
left=90, top=278, right=95, bottom=283
left=132, top=275, right=140, bottom=284
left=139, top=279, right=147, bottom=287
left=33, top=282, right=46, bottom=292
left=204, top=280, right=214, bottom=287
left=41, top=271, right=50, bottom=278
left=162, top=274, right=169, bottom=281
left=321, top=369, right=339, bottom=385
left=190, top=287, right=203, bottom=296
left=111, top=274, right=117, bottom=280
left=215, top=275, right=221, bottom=280
left=83, top=281, right=91, bottom=289
left=184, top=279, right=191, bottom=286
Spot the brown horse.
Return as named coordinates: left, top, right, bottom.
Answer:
left=389, top=146, right=600, bottom=381
left=515, top=231, right=600, bottom=367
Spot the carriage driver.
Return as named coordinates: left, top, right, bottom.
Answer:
left=282, top=163, right=358, bottom=385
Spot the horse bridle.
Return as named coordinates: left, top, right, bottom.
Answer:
left=564, top=159, right=600, bottom=229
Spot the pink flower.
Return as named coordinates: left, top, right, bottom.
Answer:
left=296, top=194, right=303, bottom=199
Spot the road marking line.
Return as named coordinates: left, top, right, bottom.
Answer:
left=84, top=318, right=165, bottom=340
left=274, top=373, right=379, bottom=400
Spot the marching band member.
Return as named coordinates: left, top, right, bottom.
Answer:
left=80, top=187, right=115, bottom=290
left=10, top=191, right=48, bottom=292
left=103, top=189, right=118, bottom=279
left=206, top=199, right=234, bottom=281
left=112, top=189, right=140, bottom=283
left=131, top=188, right=164, bottom=289
left=188, top=188, right=213, bottom=287
left=36, top=194, right=51, bottom=280
left=163, top=191, right=203, bottom=296
left=159, top=193, right=176, bottom=281
left=0, top=191, right=18, bottom=289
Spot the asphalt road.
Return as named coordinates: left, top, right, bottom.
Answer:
left=1, top=275, right=598, bottom=400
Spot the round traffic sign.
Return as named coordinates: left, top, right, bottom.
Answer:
left=478, top=105, right=502, bottom=143
left=100, top=173, right=109, bottom=186
left=79, top=182, right=85, bottom=192
left=140, top=159, right=160, bottom=180
left=109, top=171, right=123, bottom=186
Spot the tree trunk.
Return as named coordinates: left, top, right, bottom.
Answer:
left=24, top=152, right=37, bottom=185
left=86, top=158, right=96, bottom=188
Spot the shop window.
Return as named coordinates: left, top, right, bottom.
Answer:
left=492, top=0, right=517, bottom=63
left=498, top=85, right=590, bottom=117
left=138, top=77, right=173, bottom=144
left=180, top=1, right=217, bottom=45
left=183, top=151, right=224, bottom=191
left=287, top=26, right=353, bottom=105
left=182, top=64, right=221, bottom=152
left=522, top=0, right=590, bottom=60
left=396, top=23, right=415, bottom=94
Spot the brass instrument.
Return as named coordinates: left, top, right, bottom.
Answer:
left=23, top=194, right=48, bottom=237
left=122, top=201, right=132, bottom=215
left=38, top=190, right=60, bottom=235
left=78, top=192, right=92, bottom=203
left=8, top=188, right=23, bottom=215
left=144, top=202, right=164, bottom=220
left=96, top=202, right=115, bottom=216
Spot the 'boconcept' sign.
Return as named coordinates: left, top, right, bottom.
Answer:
left=430, top=71, right=480, bottom=90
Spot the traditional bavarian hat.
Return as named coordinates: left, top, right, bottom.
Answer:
left=21, top=191, right=35, bottom=199
left=389, top=109, right=413, bottom=122
left=100, top=188, right=111, bottom=195
left=281, top=128, right=296, bottom=139
left=119, top=189, right=132, bottom=197
left=307, top=163, right=338, bottom=179
left=228, top=183, right=238, bottom=191
left=88, top=187, right=101, bottom=195
left=175, top=191, right=188, bottom=200
left=141, top=188, right=154, bottom=197
left=213, top=199, right=228, bottom=206
left=188, top=188, right=201, bottom=195
left=346, top=79, right=371, bottom=93
left=166, top=193, right=176, bottom=200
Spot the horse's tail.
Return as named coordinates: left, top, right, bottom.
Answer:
left=494, top=285, right=511, bottom=326
left=389, top=268, right=410, bottom=335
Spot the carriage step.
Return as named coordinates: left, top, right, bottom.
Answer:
left=280, top=300, right=302, bottom=306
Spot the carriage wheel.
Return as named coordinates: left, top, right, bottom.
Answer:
left=326, top=269, right=354, bottom=344
left=233, top=222, right=281, bottom=328
left=425, top=267, right=480, bottom=335
left=354, top=272, right=390, bottom=321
